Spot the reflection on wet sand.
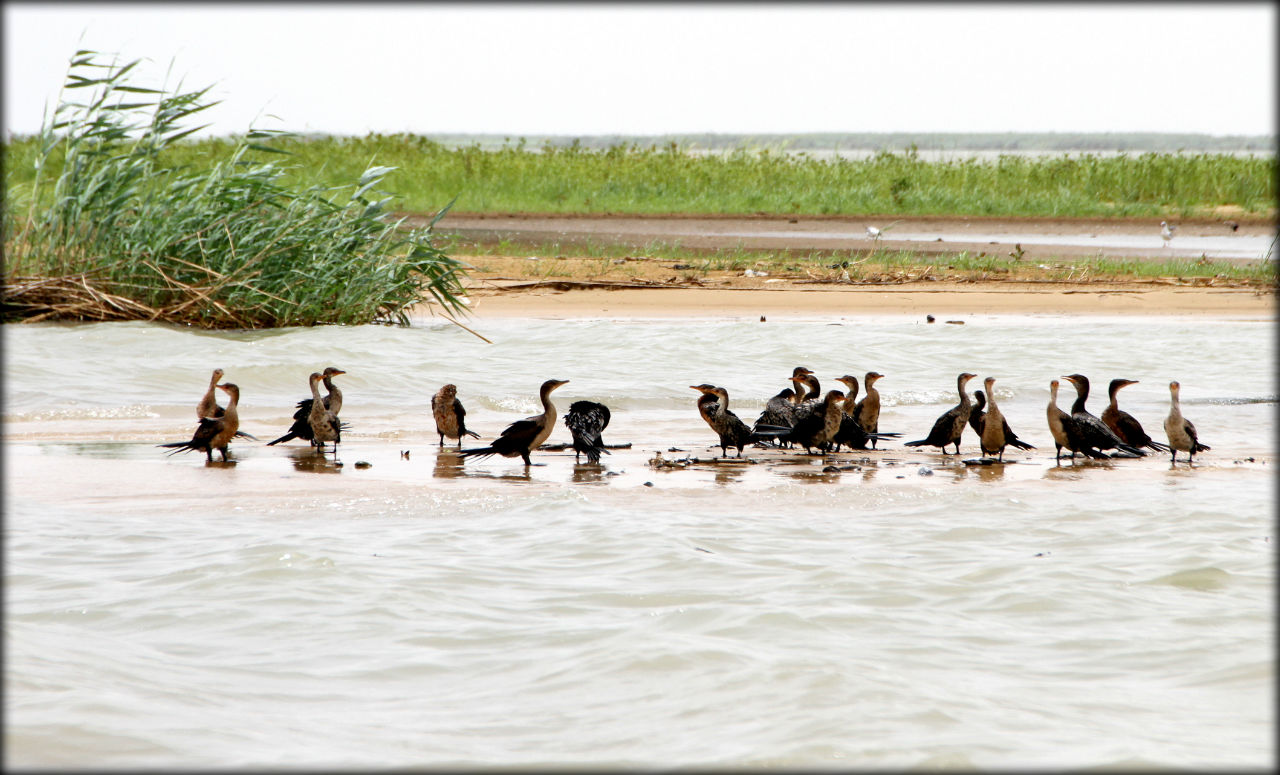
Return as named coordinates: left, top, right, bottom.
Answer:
left=288, top=448, right=342, bottom=474
left=571, top=463, right=607, bottom=484
left=433, top=450, right=466, bottom=479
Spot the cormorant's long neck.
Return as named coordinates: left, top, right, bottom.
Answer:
left=540, top=385, right=558, bottom=420
left=324, top=377, right=342, bottom=414
left=807, top=377, right=821, bottom=400
left=1070, top=381, right=1089, bottom=415
left=842, top=383, right=859, bottom=415
left=310, top=378, right=324, bottom=404
left=957, top=377, right=971, bottom=407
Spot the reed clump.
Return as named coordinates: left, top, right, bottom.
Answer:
left=3, top=52, right=468, bottom=328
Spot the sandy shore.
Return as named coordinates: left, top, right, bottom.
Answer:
left=453, top=281, right=1274, bottom=319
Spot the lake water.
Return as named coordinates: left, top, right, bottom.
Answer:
left=4, top=312, right=1275, bottom=769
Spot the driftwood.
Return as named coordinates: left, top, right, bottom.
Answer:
left=538, top=442, right=632, bottom=452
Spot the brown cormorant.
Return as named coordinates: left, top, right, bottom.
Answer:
left=852, top=371, right=885, bottom=449
left=266, top=367, right=347, bottom=447
left=198, top=368, right=225, bottom=419
left=1163, top=381, right=1210, bottom=463
left=461, top=379, right=569, bottom=465
left=977, top=376, right=1009, bottom=461
left=306, top=372, right=342, bottom=455
left=782, top=389, right=846, bottom=454
left=1101, top=379, right=1170, bottom=453
left=903, top=372, right=977, bottom=454
left=431, top=383, right=480, bottom=448
left=691, top=385, right=788, bottom=458
left=691, top=383, right=721, bottom=430
left=971, top=389, right=1035, bottom=452
left=159, top=383, right=240, bottom=462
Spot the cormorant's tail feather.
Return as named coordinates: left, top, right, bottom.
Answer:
left=459, top=446, right=497, bottom=459
left=1145, top=440, right=1171, bottom=453
left=1193, top=442, right=1211, bottom=452
left=265, top=433, right=297, bottom=446
left=234, top=430, right=259, bottom=441
left=464, top=429, right=481, bottom=439
left=753, top=424, right=793, bottom=435
left=1116, top=443, right=1146, bottom=457
left=1009, top=439, right=1036, bottom=450
left=902, top=439, right=930, bottom=447
left=868, top=432, right=901, bottom=439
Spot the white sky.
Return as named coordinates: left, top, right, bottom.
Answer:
left=4, top=3, right=1275, bottom=138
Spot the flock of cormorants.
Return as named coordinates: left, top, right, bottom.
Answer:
left=161, top=364, right=1211, bottom=467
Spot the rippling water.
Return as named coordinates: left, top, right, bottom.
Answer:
left=4, top=311, right=1275, bottom=769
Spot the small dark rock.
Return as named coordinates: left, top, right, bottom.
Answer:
left=643, top=481, right=654, bottom=487
left=918, top=466, right=934, bottom=476
left=926, top=314, right=936, bottom=323
left=355, top=461, right=372, bottom=469
left=945, top=320, right=965, bottom=325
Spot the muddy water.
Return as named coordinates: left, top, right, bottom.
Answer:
left=4, top=313, right=1274, bottom=768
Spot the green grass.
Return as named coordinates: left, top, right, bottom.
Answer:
left=4, top=54, right=467, bottom=328
left=10, top=133, right=1271, bottom=220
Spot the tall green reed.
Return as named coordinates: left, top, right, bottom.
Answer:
left=4, top=52, right=468, bottom=328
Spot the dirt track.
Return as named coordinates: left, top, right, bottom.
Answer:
left=421, top=212, right=1275, bottom=263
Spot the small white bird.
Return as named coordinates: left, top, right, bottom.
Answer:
left=865, top=220, right=902, bottom=243
left=1160, top=221, right=1176, bottom=246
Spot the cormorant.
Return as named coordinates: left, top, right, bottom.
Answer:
left=903, top=372, right=977, bottom=454
left=691, top=385, right=788, bottom=458
left=691, top=382, right=721, bottom=430
left=852, top=371, right=885, bottom=449
left=830, top=374, right=900, bottom=451
left=1046, top=379, right=1108, bottom=462
left=752, top=386, right=798, bottom=447
left=564, top=400, right=611, bottom=464
left=1164, top=381, right=1210, bottom=463
left=1101, top=378, right=1170, bottom=454
left=266, top=367, right=347, bottom=447
left=1061, top=374, right=1145, bottom=457
left=971, top=389, right=1035, bottom=452
left=787, top=367, right=814, bottom=404
left=198, top=368, right=225, bottom=419
left=460, top=379, right=569, bottom=465
left=159, top=383, right=240, bottom=462
left=431, top=383, right=480, bottom=448
left=196, top=367, right=257, bottom=440
left=306, top=372, right=342, bottom=456
left=782, top=389, right=846, bottom=454
left=977, top=376, right=1010, bottom=461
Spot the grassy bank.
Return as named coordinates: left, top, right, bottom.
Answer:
left=3, top=55, right=466, bottom=328
left=7, top=134, right=1276, bottom=221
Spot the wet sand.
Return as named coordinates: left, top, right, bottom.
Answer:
left=450, top=280, right=1274, bottom=319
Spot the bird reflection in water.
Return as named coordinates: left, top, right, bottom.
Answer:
left=289, top=449, right=342, bottom=474
left=571, top=463, right=606, bottom=484
left=433, top=450, right=466, bottom=479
